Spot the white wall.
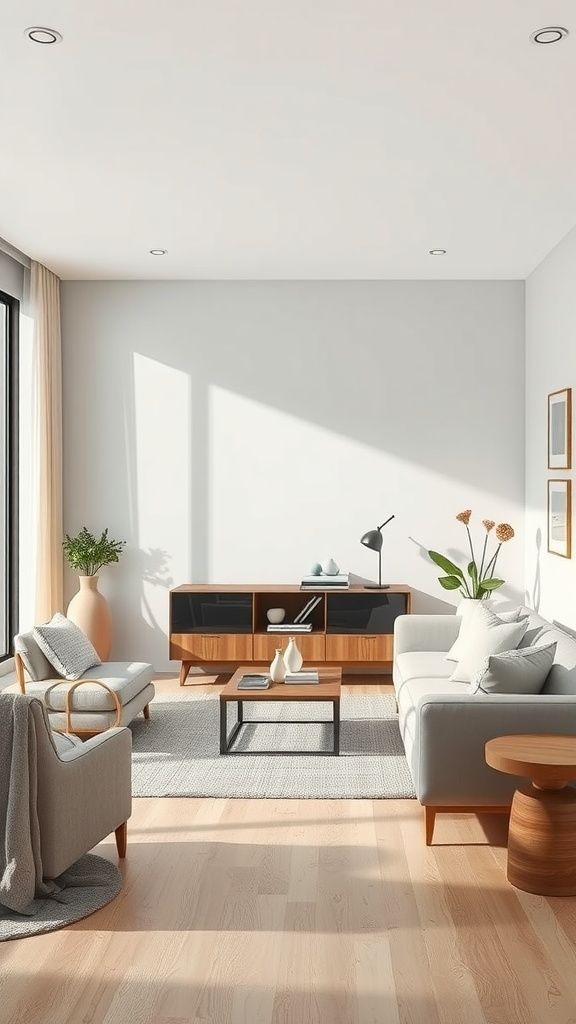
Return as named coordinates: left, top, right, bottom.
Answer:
left=526, top=226, right=576, bottom=628
left=61, top=281, right=525, bottom=668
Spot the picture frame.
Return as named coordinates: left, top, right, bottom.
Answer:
left=548, top=387, right=572, bottom=470
left=547, top=479, right=572, bottom=559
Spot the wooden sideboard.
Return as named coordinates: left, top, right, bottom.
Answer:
left=170, top=584, right=411, bottom=685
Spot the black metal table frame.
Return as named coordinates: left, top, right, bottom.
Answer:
left=219, top=698, right=341, bottom=756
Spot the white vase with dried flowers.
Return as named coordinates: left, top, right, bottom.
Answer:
left=428, top=510, right=515, bottom=606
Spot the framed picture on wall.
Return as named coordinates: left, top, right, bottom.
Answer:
left=548, top=387, right=572, bottom=469
left=547, top=479, right=572, bottom=559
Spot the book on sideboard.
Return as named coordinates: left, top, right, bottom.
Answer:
left=267, top=623, right=313, bottom=632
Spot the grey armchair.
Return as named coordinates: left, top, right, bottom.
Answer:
left=1, top=694, right=132, bottom=888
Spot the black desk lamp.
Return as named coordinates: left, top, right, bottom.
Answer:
left=360, top=515, right=395, bottom=589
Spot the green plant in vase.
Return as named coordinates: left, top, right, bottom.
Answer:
left=63, top=527, right=125, bottom=576
left=63, top=527, right=126, bottom=660
left=428, top=510, right=515, bottom=599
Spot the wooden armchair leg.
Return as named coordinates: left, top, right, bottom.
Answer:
left=425, top=806, right=436, bottom=846
left=143, top=703, right=150, bottom=720
left=115, top=822, right=127, bottom=858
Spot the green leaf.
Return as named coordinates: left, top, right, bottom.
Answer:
left=478, top=578, right=505, bottom=592
left=437, top=575, right=463, bottom=591
left=467, top=561, right=479, bottom=594
left=428, top=551, right=464, bottom=578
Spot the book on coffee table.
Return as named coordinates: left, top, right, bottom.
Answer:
left=237, top=674, right=270, bottom=690
left=284, top=671, right=319, bottom=683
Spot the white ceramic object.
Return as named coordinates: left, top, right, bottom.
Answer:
left=309, top=562, right=322, bottom=575
left=270, top=648, right=286, bottom=682
left=266, top=607, right=285, bottom=624
left=284, top=637, right=303, bottom=673
left=456, top=597, right=493, bottom=617
left=321, top=557, right=340, bottom=576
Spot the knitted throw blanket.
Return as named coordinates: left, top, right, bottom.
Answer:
left=0, top=694, right=56, bottom=914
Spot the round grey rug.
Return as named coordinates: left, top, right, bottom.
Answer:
left=0, top=854, right=122, bottom=942
left=130, top=692, right=415, bottom=799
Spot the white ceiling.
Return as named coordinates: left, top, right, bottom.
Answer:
left=1, top=1, right=576, bottom=280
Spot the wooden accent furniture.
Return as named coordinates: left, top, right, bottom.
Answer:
left=485, top=734, right=576, bottom=896
left=170, top=584, right=411, bottom=684
left=219, top=665, right=342, bottom=755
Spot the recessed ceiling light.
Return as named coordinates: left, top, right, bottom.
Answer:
left=149, top=249, right=168, bottom=256
left=24, top=26, right=63, bottom=44
left=530, top=26, right=569, bottom=45
left=429, top=249, right=447, bottom=256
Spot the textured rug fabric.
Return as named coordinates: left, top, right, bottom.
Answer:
left=0, top=854, right=122, bottom=941
left=130, top=693, right=415, bottom=799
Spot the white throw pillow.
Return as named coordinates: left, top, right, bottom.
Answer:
left=470, top=641, right=557, bottom=695
left=33, top=613, right=101, bottom=681
left=445, top=604, right=525, bottom=663
left=448, top=606, right=528, bottom=683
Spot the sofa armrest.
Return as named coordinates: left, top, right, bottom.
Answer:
left=413, top=693, right=576, bottom=804
left=394, top=614, right=460, bottom=656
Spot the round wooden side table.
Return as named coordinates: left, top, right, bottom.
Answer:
left=485, top=734, right=576, bottom=896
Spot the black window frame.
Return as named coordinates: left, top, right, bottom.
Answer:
left=1, top=289, right=19, bottom=661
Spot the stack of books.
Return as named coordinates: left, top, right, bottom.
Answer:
left=266, top=594, right=322, bottom=632
left=267, top=622, right=312, bottom=633
left=284, top=670, right=319, bottom=683
left=300, top=573, right=349, bottom=590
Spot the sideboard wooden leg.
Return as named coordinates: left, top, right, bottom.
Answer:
left=179, top=661, right=193, bottom=686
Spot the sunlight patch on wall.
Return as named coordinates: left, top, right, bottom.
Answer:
left=206, top=387, right=524, bottom=594
left=133, top=353, right=190, bottom=613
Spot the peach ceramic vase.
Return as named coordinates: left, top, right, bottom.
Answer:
left=66, top=575, right=112, bottom=660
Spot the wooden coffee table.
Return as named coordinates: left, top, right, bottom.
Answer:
left=485, top=734, right=576, bottom=896
left=219, top=665, right=342, bottom=755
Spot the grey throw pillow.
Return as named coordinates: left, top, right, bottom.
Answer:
left=33, top=613, right=101, bottom=680
left=470, top=641, right=557, bottom=695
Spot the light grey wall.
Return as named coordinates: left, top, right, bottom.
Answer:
left=526, top=226, right=576, bottom=626
left=0, top=251, right=24, bottom=300
left=61, top=280, right=525, bottom=668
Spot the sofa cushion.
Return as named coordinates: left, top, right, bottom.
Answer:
left=470, top=641, right=557, bottom=695
left=11, top=662, right=154, bottom=712
left=445, top=604, right=525, bottom=663
left=14, top=629, right=58, bottom=681
left=33, top=614, right=101, bottom=680
left=395, top=651, right=454, bottom=685
left=449, top=607, right=528, bottom=683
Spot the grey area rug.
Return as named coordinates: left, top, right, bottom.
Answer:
left=0, top=853, right=122, bottom=941
left=130, top=693, right=415, bottom=799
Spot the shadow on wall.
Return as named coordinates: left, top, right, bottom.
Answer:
left=524, top=528, right=542, bottom=613
left=112, top=547, right=173, bottom=664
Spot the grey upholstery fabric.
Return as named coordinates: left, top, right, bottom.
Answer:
left=17, top=662, right=155, bottom=712
left=392, top=606, right=576, bottom=807
left=393, top=615, right=461, bottom=659
left=3, top=682, right=155, bottom=735
left=34, top=709, right=132, bottom=878
left=0, top=695, right=131, bottom=909
left=471, top=641, right=557, bottom=695
left=13, top=631, right=57, bottom=682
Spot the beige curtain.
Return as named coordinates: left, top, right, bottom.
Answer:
left=32, top=261, right=63, bottom=622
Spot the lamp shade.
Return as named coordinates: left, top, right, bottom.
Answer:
left=360, top=529, right=383, bottom=553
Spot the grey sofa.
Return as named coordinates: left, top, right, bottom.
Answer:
left=393, top=606, right=576, bottom=844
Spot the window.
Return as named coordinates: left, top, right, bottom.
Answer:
left=0, top=290, right=18, bottom=660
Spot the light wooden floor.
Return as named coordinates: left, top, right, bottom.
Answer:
left=2, top=674, right=576, bottom=1024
